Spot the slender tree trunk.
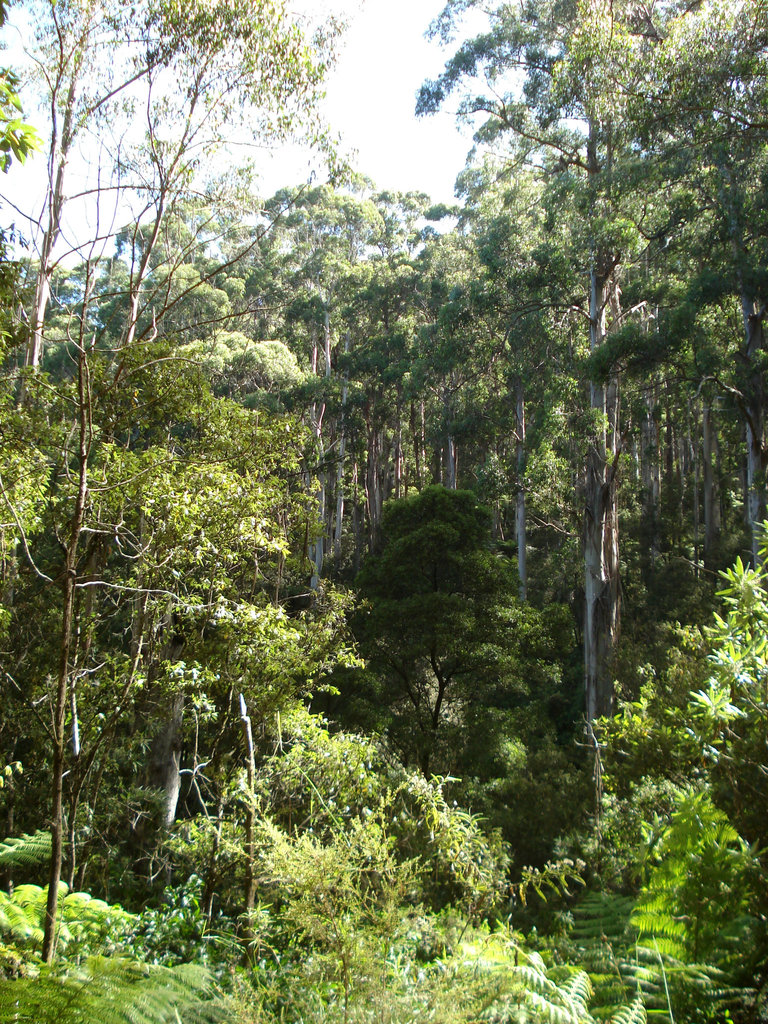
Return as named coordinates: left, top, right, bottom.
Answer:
left=365, top=411, right=384, bottom=551
left=515, top=381, right=527, bottom=601
left=742, top=297, right=766, bottom=566
left=420, top=400, right=427, bottom=489
left=641, top=383, right=661, bottom=565
left=410, top=401, right=421, bottom=490
left=691, top=401, right=701, bottom=576
left=445, top=436, right=457, bottom=489
left=583, top=262, right=621, bottom=721
left=307, top=316, right=330, bottom=587
left=717, top=160, right=766, bottom=563
left=702, top=399, right=721, bottom=567
left=352, top=460, right=363, bottom=572
left=43, top=343, right=91, bottom=963
left=333, top=336, right=350, bottom=568
left=26, top=57, right=82, bottom=370
left=239, top=694, right=257, bottom=943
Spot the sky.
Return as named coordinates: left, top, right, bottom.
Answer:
left=0, top=0, right=485, bottom=245
left=262, top=0, right=482, bottom=204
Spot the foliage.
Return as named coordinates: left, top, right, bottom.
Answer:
left=688, top=553, right=768, bottom=844
left=0, top=881, right=132, bottom=956
left=129, top=875, right=230, bottom=967
left=632, top=787, right=759, bottom=965
left=0, top=831, right=51, bottom=870
left=0, top=955, right=222, bottom=1023
left=2, top=0, right=768, bottom=1016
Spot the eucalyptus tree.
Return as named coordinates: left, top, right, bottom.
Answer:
left=631, top=0, right=768, bottom=566
left=339, top=194, right=437, bottom=554
left=418, top=0, right=662, bottom=719
left=456, top=159, right=585, bottom=600
left=264, top=182, right=385, bottom=583
left=13, top=0, right=340, bottom=370
left=2, top=0, right=342, bottom=964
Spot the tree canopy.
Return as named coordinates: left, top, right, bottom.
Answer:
left=1, top=1, right=767, bottom=1021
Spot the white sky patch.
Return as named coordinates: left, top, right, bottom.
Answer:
left=238, top=0, right=487, bottom=202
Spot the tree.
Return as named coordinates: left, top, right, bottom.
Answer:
left=416, top=0, right=641, bottom=720
left=348, top=486, right=569, bottom=784
left=1, top=0, right=344, bottom=962
left=264, top=182, right=385, bottom=583
left=13, top=0, right=339, bottom=370
left=635, top=0, right=768, bottom=566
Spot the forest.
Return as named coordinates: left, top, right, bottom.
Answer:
left=0, top=0, right=766, bottom=1020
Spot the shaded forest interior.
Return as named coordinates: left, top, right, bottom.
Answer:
left=1, top=0, right=767, bottom=1022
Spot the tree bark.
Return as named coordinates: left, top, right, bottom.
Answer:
left=741, top=296, right=767, bottom=566
left=515, top=380, right=527, bottom=601
left=641, top=382, right=661, bottom=566
left=148, top=692, right=185, bottom=828
left=42, top=343, right=91, bottom=963
left=333, top=332, right=350, bottom=567
left=702, top=399, right=721, bottom=567
left=583, top=258, right=621, bottom=721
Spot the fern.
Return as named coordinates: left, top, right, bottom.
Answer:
left=0, top=832, right=51, bottom=869
left=559, top=887, right=743, bottom=1023
left=631, top=787, right=757, bottom=965
left=570, top=892, right=635, bottom=947
left=607, top=998, right=646, bottom=1024
left=0, top=883, right=132, bottom=954
left=0, top=955, right=224, bottom=1023
left=0, top=891, right=38, bottom=945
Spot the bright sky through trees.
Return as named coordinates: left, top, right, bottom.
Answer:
left=1, top=0, right=479, bottom=262
left=277, top=0, right=479, bottom=202
left=2, top=0, right=479, bottom=218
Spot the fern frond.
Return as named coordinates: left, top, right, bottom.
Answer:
left=0, top=955, right=224, bottom=1023
left=608, top=997, right=647, bottom=1024
left=570, top=892, right=635, bottom=947
left=0, top=890, right=37, bottom=944
left=560, top=969, right=593, bottom=1012
left=512, top=953, right=594, bottom=1023
left=524, top=987, right=589, bottom=1024
left=0, top=831, right=51, bottom=868
left=0, top=883, right=133, bottom=953
left=629, top=899, right=687, bottom=961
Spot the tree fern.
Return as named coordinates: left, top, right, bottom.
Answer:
left=0, top=883, right=132, bottom=954
left=569, top=891, right=635, bottom=947
left=607, top=998, right=646, bottom=1024
left=631, top=787, right=757, bottom=964
left=561, top=888, right=737, bottom=1022
left=0, top=955, right=224, bottom=1023
left=0, top=832, right=51, bottom=870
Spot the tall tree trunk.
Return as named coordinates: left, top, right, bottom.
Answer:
left=702, top=398, right=721, bottom=567
left=43, top=342, right=91, bottom=963
left=741, top=297, right=766, bottom=566
left=718, top=159, right=767, bottom=564
left=641, top=382, right=661, bottom=565
left=515, top=381, right=527, bottom=601
left=26, top=53, right=83, bottom=370
left=365, top=411, right=384, bottom=551
left=308, top=316, right=330, bottom=587
left=333, top=334, right=350, bottom=568
left=443, top=391, right=457, bottom=490
left=583, top=264, right=621, bottom=723
left=582, top=124, right=622, bottom=723
left=148, top=692, right=185, bottom=827
left=239, top=694, right=257, bottom=953
left=691, top=401, right=700, bottom=575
